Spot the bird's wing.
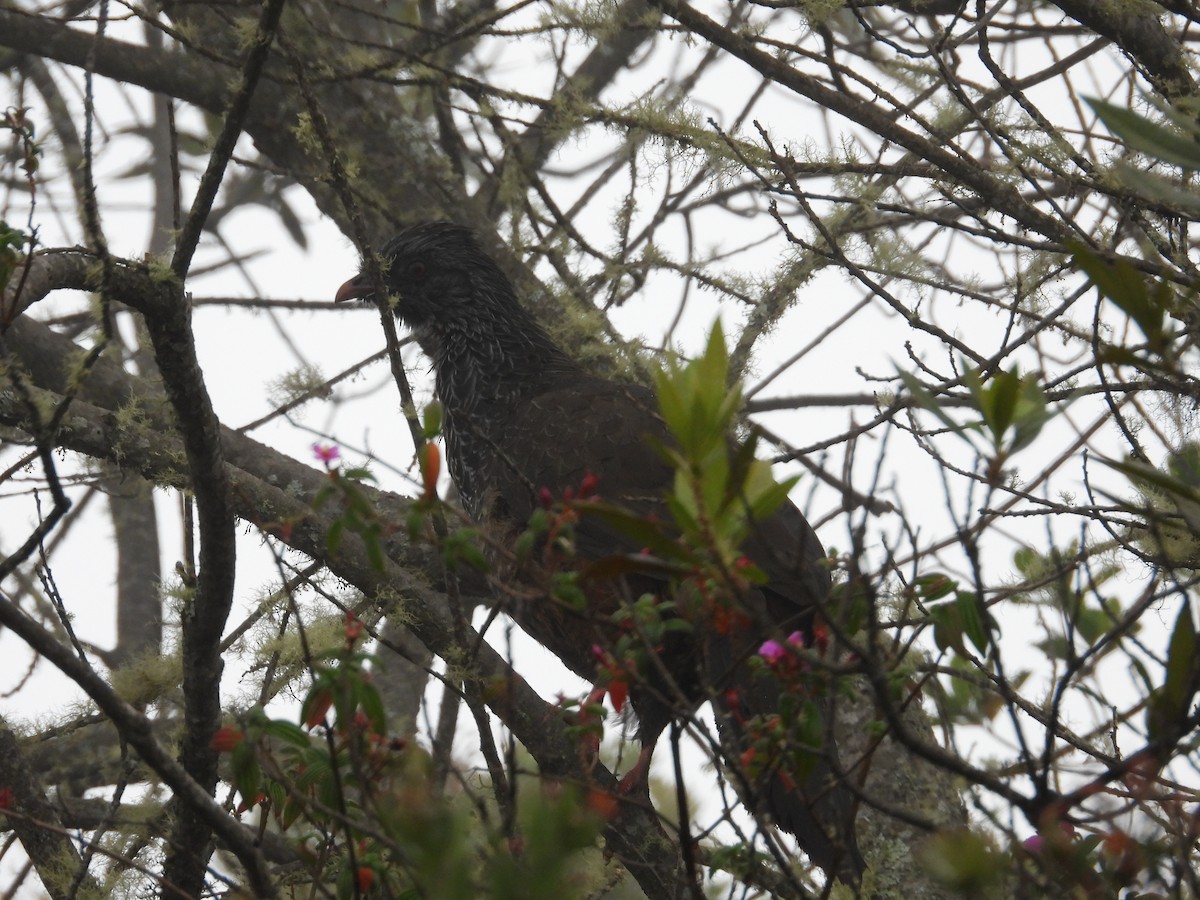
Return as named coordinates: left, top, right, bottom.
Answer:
left=483, top=375, right=830, bottom=622
left=484, top=377, right=676, bottom=556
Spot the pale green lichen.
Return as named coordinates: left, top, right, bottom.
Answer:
left=145, top=255, right=179, bottom=285
left=230, top=15, right=261, bottom=53
left=255, top=611, right=348, bottom=677
left=290, top=112, right=322, bottom=161
left=163, top=575, right=197, bottom=620
left=795, top=0, right=847, bottom=26
left=266, top=363, right=330, bottom=410
left=35, top=845, right=109, bottom=899
left=110, top=395, right=150, bottom=465
left=110, top=651, right=183, bottom=708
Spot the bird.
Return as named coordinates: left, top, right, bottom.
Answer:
left=336, top=221, right=865, bottom=884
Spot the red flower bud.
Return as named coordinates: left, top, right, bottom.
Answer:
left=211, top=726, right=245, bottom=753
left=355, top=866, right=375, bottom=892
left=586, top=788, right=619, bottom=821
left=579, top=471, right=600, bottom=497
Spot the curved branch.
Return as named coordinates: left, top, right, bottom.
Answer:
left=1051, top=0, right=1196, bottom=100
left=0, top=720, right=101, bottom=899
left=0, top=597, right=277, bottom=897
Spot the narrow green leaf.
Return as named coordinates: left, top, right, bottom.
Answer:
left=263, top=719, right=311, bottom=748
left=1088, top=97, right=1200, bottom=170
left=1101, top=455, right=1200, bottom=508
left=745, top=470, right=800, bottom=522
left=1147, top=598, right=1199, bottom=743
left=230, top=742, right=261, bottom=806
left=1071, top=244, right=1165, bottom=347
left=1113, top=161, right=1200, bottom=215
left=1008, top=374, right=1051, bottom=453
left=576, top=500, right=686, bottom=558
left=359, top=681, right=388, bottom=734
left=1074, top=607, right=1112, bottom=645
left=422, top=401, right=443, bottom=438
left=699, top=448, right=731, bottom=528
left=984, top=368, right=1020, bottom=445
left=1163, top=599, right=1198, bottom=711
left=917, top=828, right=1001, bottom=890
left=929, top=602, right=966, bottom=656
left=915, top=573, right=957, bottom=602
left=582, top=552, right=690, bottom=582
left=897, top=369, right=968, bottom=438
left=956, top=590, right=991, bottom=655
left=652, top=369, right=687, bottom=445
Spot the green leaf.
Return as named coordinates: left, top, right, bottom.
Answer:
left=550, top=572, right=586, bottom=610
left=1147, top=599, right=1199, bottom=743
left=956, top=589, right=991, bottom=655
left=897, top=369, right=971, bottom=440
left=744, top=466, right=799, bottom=522
left=422, top=401, right=443, bottom=439
left=582, top=552, right=688, bottom=582
left=652, top=368, right=687, bottom=446
left=364, top=529, right=386, bottom=573
left=263, top=719, right=311, bottom=748
left=1094, top=344, right=1146, bottom=368
left=575, top=500, right=683, bottom=559
left=654, top=320, right=742, bottom=459
left=668, top=472, right=700, bottom=533
left=1071, top=243, right=1167, bottom=351
left=1102, top=455, right=1200, bottom=508
left=698, top=447, right=731, bottom=527
left=972, top=365, right=1018, bottom=447
left=1087, top=96, right=1200, bottom=170
left=930, top=591, right=990, bottom=657
left=1009, top=380, right=1052, bottom=452
left=358, top=680, right=388, bottom=734
left=1036, top=634, right=1070, bottom=659
left=914, top=573, right=958, bottom=602
left=929, top=602, right=966, bottom=656
left=1073, top=607, right=1112, bottom=645
left=230, top=741, right=261, bottom=807
left=442, top=529, right=490, bottom=572
left=1112, top=160, right=1200, bottom=216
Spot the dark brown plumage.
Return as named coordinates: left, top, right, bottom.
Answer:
left=337, top=222, right=864, bottom=883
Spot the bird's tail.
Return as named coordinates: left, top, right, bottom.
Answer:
left=711, top=657, right=865, bottom=885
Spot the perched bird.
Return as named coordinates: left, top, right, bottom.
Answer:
left=336, top=222, right=864, bottom=883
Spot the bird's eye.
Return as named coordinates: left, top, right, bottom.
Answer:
left=407, top=261, right=427, bottom=280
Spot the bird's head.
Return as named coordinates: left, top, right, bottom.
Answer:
left=335, top=222, right=517, bottom=333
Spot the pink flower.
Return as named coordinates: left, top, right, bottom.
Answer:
left=312, top=443, right=341, bottom=464
left=758, top=639, right=787, bottom=664
left=787, top=631, right=806, bottom=648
